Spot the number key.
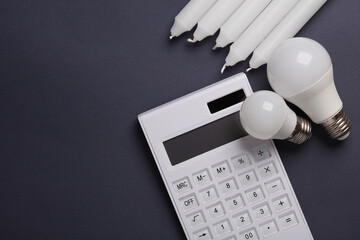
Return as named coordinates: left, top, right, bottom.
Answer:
left=239, top=170, right=258, bottom=187
left=239, top=228, right=259, bottom=240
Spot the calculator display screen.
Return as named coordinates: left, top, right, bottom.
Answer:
left=164, top=113, right=247, bottom=166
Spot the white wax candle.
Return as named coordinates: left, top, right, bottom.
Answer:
left=222, top=0, right=300, bottom=72
left=214, top=0, right=272, bottom=49
left=188, top=0, right=245, bottom=43
left=170, top=0, right=217, bottom=39
left=249, top=0, right=328, bottom=69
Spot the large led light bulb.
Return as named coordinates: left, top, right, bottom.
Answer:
left=240, top=91, right=312, bottom=144
left=267, top=38, right=351, bottom=140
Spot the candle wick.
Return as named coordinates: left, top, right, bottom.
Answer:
left=187, top=38, right=197, bottom=43
left=246, top=67, right=253, bottom=73
left=169, top=35, right=175, bottom=40
left=221, top=63, right=227, bottom=74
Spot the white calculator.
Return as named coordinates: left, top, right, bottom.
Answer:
left=138, top=73, right=313, bottom=240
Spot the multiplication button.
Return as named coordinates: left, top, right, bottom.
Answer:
left=258, top=162, right=277, bottom=179
left=212, top=161, right=231, bottom=179
left=193, top=169, right=211, bottom=186
left=279, top=211, right=298, bottom=229
left=179, top=194, right=198, bottom=212
left=231, top=153, right=251, bottom=170
left=173, top=177, right=192, bottom=194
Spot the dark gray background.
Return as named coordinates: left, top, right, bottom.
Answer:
left=0, top=0, right=359, bottom=239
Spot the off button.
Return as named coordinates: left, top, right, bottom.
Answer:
left=180, top=194, right=198, bottom=212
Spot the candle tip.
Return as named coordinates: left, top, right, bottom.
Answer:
left=221, top=64, right=227, bottom=74
left=187, top=38, right=197, bottom=43
left=212, top=44, right=218, bottom=51
left=246, top=67, right=253, bottom=73
left=169, top=35, right=174, bottom=40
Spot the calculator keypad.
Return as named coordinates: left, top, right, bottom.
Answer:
left=174, top=144, right=302, bottom=239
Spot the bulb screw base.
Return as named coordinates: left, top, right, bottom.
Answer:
left=287, top=116, right=312, bottom=144
left=320, top=109, right=351, bottom=140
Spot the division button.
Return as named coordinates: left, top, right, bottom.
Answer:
left=251, top=145, right=271, bottom=162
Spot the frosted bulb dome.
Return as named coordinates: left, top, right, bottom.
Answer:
left=267, top=38, right=332, bottom=98
left=240, top=91, right=297, bottom=140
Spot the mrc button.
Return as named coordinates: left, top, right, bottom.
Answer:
left=173, top=177, right=192, bottom=194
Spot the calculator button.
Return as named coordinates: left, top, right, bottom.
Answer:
left=199, top=185, right=219, bottom=203
left=279, top=211, right=298, bottom=229
left=245, top=186, right=265, bottom=204
left=231, top=153, right=251, bottom=170
left=222, top=235, right=236, bottom=240
left=180, top=194, right=198, bottom=212
left=253, top=203, right=272, bottom=221
left=265, top=178, right=284, bottom=195
left=239, top=170, right=258, bottom=187
left=207, top=203, right=225, bottom=219
left=251, top=145, right=271, bottom=162
left=260, top=220, right=278, bottom=237
left=258, top=162, right=277, bottom=179
left=219, top=177, right=238, bottom=195
left=212, top=161, right=231, bottom=178
left=187, top=211, right=205, bottom=228
left=226, top=194, right=245, bottom=212
left=194, top=228, right=212, bottom=240
left=272, top=195, right=291, bottom=213
left=214, top=219, right=232, bottom=236
left=173, top=177, right=192, bottom=194
left=193, top=169, right=211, bottom=186
left=239, top=228, right=259, bottom=240
left=233, top=211, right=252, bottom=229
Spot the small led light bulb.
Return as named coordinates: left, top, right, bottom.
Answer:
left=240, top=91, right=312, bottom=144
left=267, top=37, right=351, bottom=140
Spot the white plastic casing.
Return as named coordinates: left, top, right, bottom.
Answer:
left=240, top=91, right=297, bottom=140
left=267, top=38, right=343, bottom=124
